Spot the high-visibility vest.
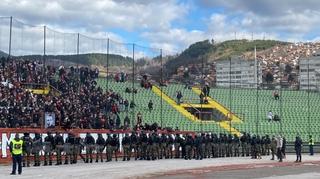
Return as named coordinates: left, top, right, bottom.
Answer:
left=309, top=138, right=314, bottom=145
left=11, top=139, right=23, bottom=155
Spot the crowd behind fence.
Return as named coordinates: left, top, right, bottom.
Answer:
left=0, top=17, right=319, bottom=142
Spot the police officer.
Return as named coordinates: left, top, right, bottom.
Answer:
left=130, top=132, right=139, bottom=160
left=227, top=134, right=233, bottom=157
left=10, top=133, right=23, bottom=175
left=32, top=133, right=42, bottom=166
left=212, top=133, right=218, bottom=158
left=122, top=133, right=131, bottom=161
left=22, top=133, right=32, bottom=167
left=54, top=132, right=64, bottom=165
left=151, top=132, right=160, bottom=160
left=295, top=136, right=302, bottom=162
left=166, top=134, right=174, bottom=159
left=74, top=134, right=85, bottom=163
left=270, top=135, right=277, bottom=160
left=140, top=131, right=148, bottom=160
left=44, top=132, right=54, bottom=166
left=233, top=134, right=240, bottom=157
left=240, top=132, right=247, bottom=157
left=174, top=134, right=182, bottom=158
left=84, top=133, right=95, bottom=163
left=204, top=134, right=211, bottom=158
left=64, top=133, right=74, bottom=164
left=110, top=134, right=120, bottom=161
left=96, top=134, right=105, bottom=162
left=105, top=134, right=113, bottom=162
left=194, top=134, right=203, bottom=160
left=184, top=134, right=193, bottom=160
left=159, top=134, right=167, bottom=159
left=265, top=135, right=271, bottom=156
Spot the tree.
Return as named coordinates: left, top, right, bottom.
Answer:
left=265, top=72, right=274, bottom=83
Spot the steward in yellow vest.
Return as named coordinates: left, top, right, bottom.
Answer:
left=10, top=133, right=24, bottom=175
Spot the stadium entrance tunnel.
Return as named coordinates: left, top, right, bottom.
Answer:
left=184, top=106, right=227, bottom=122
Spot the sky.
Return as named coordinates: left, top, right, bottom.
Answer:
left=1, top=0, right=320, bottom=55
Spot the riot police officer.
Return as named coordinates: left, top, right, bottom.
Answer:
left=96, top=134, right=105, bottom=162
left=84, top=133, right=95, bottom=163
left=32, top=133, right=42, bottom=166
left=54, top=132, right=64, bottom=165
left=44, top=132, right=54, bottom=166
left=22, top=133, right=32, bottom=167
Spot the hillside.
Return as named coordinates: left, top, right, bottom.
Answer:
left=164, top=39, right=288, bottom=75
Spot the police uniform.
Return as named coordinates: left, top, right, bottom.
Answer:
left=32, top=133, right=43, bottom=166
left=44, top=132, right=54, bottom=166
left=130, top=132, right=139, bottom=160
left=64, top=133, right=75, bottom=164
left=122, top=133, right=131, bottom=161
left=184, top=135, right=193, bottom=160
left=84, top=133, right=95, bottom=163
left=105, top=134, right=113, bottom=162
left=22, top=133, right=32, bottom=167
left=110, top=134, right=119, bottom=161
left=54, top=132, right=64, bottom=165
left=96, top=134, right=106, bottom=162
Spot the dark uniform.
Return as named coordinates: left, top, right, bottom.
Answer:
left=54, top=132, right=64, bottom=165
left=166, top=134, right=174, bottom=159
left=226, top=134, right=233, bottom=157
left=84, top=133, right=95, bottom=163
left=159, top=134, right=167, bottom=159
left=130, top=132, right=139, bottom=160
left=140, top=132, right=148, bottom=160
left=64, top=133, right=75, bottom=164
left=22, top=133, right=32, bottom=167
left=44, top=132, right=54, bottom=166
left=294, top=136, right=302, bottom=162
left=194, top=135, right=203, bottom=160
left=32, top=133, right=42, bottom=166
left=110, top=134, right=120, bottom=161
left=105, top=134, right=113, bottom=162
left=96, top=134, right=105, bottom=162
left=212, top=134, right=218, bottom=158
left=233, top=134, right=240, bottom=157
left=184, top=134, right=193, bottom=160
left=265, top=135, right=271, bottom=155
left=174, top=134, right=182, bottom=158
left=240, top=133, right=247, bottom=157
left=122, top=133, right=131, bottom=161
left=74, top=135, right=85, bottom=163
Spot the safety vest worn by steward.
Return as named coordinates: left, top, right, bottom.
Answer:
left=11, top=139, right=23, bottom=155
left=309, top=138, right=314, bottom=145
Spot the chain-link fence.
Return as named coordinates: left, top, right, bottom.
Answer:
left=0, top=17, right=319, bottom=141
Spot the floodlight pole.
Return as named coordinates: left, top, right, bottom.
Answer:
left=43, top=25, right=46, bottom=82
left=132, top=43, right=135, bottom=128
left=106, top=38, right=109, bottom=91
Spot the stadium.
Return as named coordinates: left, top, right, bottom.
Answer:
left=1, top=1, right=320, bottom=178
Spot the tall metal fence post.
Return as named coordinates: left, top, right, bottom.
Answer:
left=106, top=38, right=109, bottom=91
left=160, top=49, right=163, bottom=128
left=8, top=16, right=12, bottom=58
left=43, top=25, right=46, bottom=82
left=132, top=43, right=135, bottom=127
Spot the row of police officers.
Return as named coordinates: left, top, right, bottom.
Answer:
left=18, top=131, right=277, bottom=167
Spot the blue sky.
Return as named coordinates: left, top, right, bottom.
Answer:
left=1, top=0, right=320, bottom=55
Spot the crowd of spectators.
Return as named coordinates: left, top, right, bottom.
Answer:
left=0, top=57, right=159, bottom=131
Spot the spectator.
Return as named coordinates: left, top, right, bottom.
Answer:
left=267, top=111, right=273, bottom=122
left=273, top=90, right=280, bottom=100
left=148, top=100, right=153, bottom=112
left=137, top=112, right=142, bottom=126
left=176, top=91, right=183, bottom=105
